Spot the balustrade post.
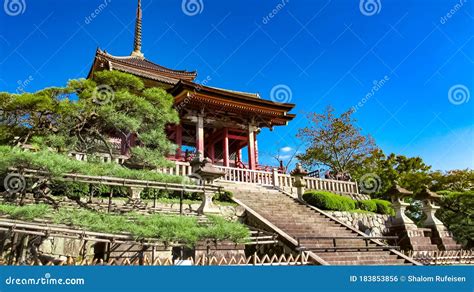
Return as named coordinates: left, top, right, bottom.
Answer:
left=290, top=163, right=307, bottom=202
left=272, top=168, right=279, bottom=188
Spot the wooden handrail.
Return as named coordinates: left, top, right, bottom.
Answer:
left=295, top=235, right=400, bottom=253
left=9, top=168, right=222, bottom=194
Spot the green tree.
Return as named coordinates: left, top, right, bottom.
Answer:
left=430, top=169, right=474, bottom=191
left=436, top=190, right=474, bottom=248
left=0, top=88, right=68, bottom=145
left=297, top=106, right=377, bottom=174
left=0, top=71, right=178, bottom=168
left=353, top=150, right=432, bottom=198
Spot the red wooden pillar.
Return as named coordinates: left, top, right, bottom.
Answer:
left=196, top=115, right=204, bottom=156
left=254, top=132, right=259, bottom=166
left=175, top=124, right=182, bottom=159
left=247, top=125, right=256, bottom=170
left=223, top=128, right=229, bottom=167
left=237, top=148, right=242, bottom=163
left=209, top=142, right=215, bottom=163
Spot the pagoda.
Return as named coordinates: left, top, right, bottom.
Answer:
left=87, top=0, right=295, bottom=170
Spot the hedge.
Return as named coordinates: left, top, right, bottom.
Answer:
left=303, top=191, right=394, bottom=215
left=371, top=199, right=395, bottom=216
left=302, top=191, right=356, bottom=211
left=358, top=200, right=377, bottom=212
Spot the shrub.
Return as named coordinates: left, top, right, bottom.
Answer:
left=214, top=190, right=233, bottom=203
left=0, top=203, right=249, bottom=244
left=358, top=200, right=377, bottom=212
left=303, top=191, right=356, bottom=211
left=51, top=182, right=90, bottom=199
left=0, top=146, right=184, bottom=184
left=371, top=199, right=395, bottom=216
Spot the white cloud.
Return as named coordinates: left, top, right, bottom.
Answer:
left=280, top=146, right=292, bottom=153
left=279, top=154, right=292, bottom=160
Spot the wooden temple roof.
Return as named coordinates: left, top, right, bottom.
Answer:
left=169, top=80, right=296, bottom=127
left=87, top=49, right=197, bottom=85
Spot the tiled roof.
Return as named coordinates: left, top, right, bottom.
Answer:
left=91, top=49, right=197, bottom=84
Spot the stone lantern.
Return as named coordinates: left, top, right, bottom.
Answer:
left=416, top=186, right=461, bottom=250
left=189, top=155, right=226, bottom=214
left=290, top=163, right=308, bottom=202
left=417, top=187, right=443, bottom=227
left=387, top=184, right=415, bottom=227
left=387, top=184, right=439, bottom=251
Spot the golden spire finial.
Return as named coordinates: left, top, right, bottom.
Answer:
left=131, top=0, right=144, bottom=58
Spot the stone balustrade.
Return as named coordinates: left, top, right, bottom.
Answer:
left=156, top=161, right=362, bottom=197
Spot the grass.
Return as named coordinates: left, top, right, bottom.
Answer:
left=0, top=203, right=249, bottom=244
left=0, top=203, right=51, bottom=220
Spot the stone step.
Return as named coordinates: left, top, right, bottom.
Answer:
left=325, top=258, right=407, bottom=265
left=225, top=183, right=415, bottom=266
left=317, top=251, right=393, bottom=257
left=268, top=219, right=337, bottom=226
left=247, top=206, right=316, bottom=212
left=273, top=222, right=336, bottom=229
left=287, top=231, right=356, bottom=238
left=319, top=253, right=400, bottom=262
left=258, top=213, right=329, bottom=220
left=301, top=245, right=381, bottom=250
left=412, top=245, right=440, bottom=251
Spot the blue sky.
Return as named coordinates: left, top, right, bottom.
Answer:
left=0, top=0, right=473, bottom=171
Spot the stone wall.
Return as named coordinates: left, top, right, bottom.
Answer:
left=326, top=211, right=392, bottom=237
left=151, top=202, right=245, bottom=222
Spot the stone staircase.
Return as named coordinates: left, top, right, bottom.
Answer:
left=219, top=182, right=419, bottom=266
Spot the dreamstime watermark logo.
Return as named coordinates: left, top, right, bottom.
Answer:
left=175, top=75, right=211, bottom=113
left=359, top=0, right=381, bottom=16
left=3, top=173, right=26, bottom=194
left=262, top=0, right=289, bottom=24
left=92, top=84, right=115, bottom=105
left=84, top=0, right=111, bottom=25
left=353, top=75, right=390, bottom=113
left=15, top=75, right=34, bottom=94
left=181, top=0, right=204, bottom=16
left=359, top=173, right=381, bottom=194
left=5, top=272, right=85, bottom=286
left=440, top=0, right=467, bottom=24
left=270, top=84, right=292, bottom=104
left=3, top=0, right=26, bottom=16
left=448, top=84, right=470, bottom=105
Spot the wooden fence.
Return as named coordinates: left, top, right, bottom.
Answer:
left=403, top=250, right=474, bottom=265
left=0, top=253, right=310, bottom=266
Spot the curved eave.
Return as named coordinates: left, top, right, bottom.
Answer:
left=169, top=80, right=296, bottom=112
left=175, top=92, right=295, bottom=127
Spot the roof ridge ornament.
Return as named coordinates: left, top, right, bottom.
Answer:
left=131, top=0, right=144, bottom=59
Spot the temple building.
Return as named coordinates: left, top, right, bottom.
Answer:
left=87, top=0, right=295, bottom=170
